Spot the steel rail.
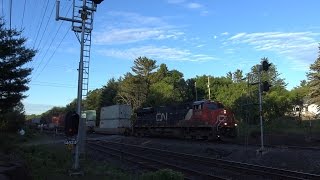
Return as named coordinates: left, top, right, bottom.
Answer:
left=98, top=140, right=320, bottom=180
left=87, top=141, right=228, bottom=180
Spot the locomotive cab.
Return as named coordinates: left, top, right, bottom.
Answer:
left=191, top=100, right=237, bottom=137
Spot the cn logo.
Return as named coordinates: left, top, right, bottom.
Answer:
left=156, top=112, right=168, bottom=122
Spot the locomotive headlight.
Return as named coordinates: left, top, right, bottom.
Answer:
left=223, top=110, right=227, bottom=114
left=224, top=122, right=227, bottom=125
left=235, top=123, right=238, bottom=126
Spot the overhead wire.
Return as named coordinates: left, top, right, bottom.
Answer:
left=32, top=3, right=72, bottom=77
left=9, top=0, right=12, bottom=29
left=30, top=0, right=60, bottom=68
left=35, top=1, right=55, bottom=51
left=1, top=0, right=3, bottom=18
left=33, top=26, right=71, bottom=81
left=32, top=0, right=50, bottom=48
left=20, top=0, right=27, bottom=31
left=30, top=83, right=76, bottom=89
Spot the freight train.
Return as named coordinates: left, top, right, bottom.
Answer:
left=133, top=100, right=238, bottom=140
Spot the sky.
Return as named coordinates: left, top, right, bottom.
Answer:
left=1, top=0, right=320, bottom=114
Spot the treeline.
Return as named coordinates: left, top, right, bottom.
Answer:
left=38, top=56, right=311, bottom=124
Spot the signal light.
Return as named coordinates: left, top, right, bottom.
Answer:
left=261, top=59, right=271, bottom=71
left=262, top=81, right=272, bottom=92
left=92, top=0, right=103, bottom=4
left=64, top=111, right=79, bottom=137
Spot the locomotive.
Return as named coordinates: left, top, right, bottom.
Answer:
left=133, top=100, right=238, bottom=140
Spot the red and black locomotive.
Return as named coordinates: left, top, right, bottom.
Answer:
left=134, top=100, right=238, bottom=139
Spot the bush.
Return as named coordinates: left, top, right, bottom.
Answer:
left=140, top=169, right=184, bottom=180
left=0, top=110, right=25, bottom=132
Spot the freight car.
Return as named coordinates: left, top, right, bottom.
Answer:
left=133, top=100, right=237, bottom=140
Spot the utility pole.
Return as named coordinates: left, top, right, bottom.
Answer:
left=257, top=66, right=264, bottom=152
left=207, top=76, right=211, bottom=100
left=56, top=0, right=103, bottom=171
left=195, top=81, right=198, bottom=101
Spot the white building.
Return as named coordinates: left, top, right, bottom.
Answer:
left=294, top=104, right=319, bottom=119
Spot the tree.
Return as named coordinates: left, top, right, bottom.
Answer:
left=307, top=46, right=320, bottom=106
left=40, top=106, right=66, bottom=124
left=148, top=69, right=187, bottom=106
left=0, top=20, right=36, bottom=113
left=117, top=73, right=147, bottom=110
left=84, top=88, right=102, bottom=110
left=131, top=57, right=158, bottom=99
left=99, top=78, right=119, bottom=107
left=233, top=69, right=244, bottom=83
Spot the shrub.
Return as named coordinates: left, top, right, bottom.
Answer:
left=0, top=110, right=25, bottom=132
left=140, top=169, right=184, bottom=180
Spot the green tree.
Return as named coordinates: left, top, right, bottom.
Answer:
left=151, top=63, right=168, bottom=83
left=84, top=88, right=102, bottom=110
left=131, top=56, right=158, bottom=99
left=0, top=21, right=36, bottom=113
left=117, top=73, right=147, bottom=110
left=0, top=20, right=36, bottom=131
left=233, top=69, right=244, bottom=83
left=289, top=80, right=309, bottom=114
left=148, top=69, right=187, bottom=106
left=40, top=106, right=66, bottom=124
left=307, top=47, right=320, bottom=106
left=99, top=78, right=119, bottom=107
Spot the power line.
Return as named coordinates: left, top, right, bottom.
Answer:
left=20, top=0, right=27, bottom=30
left=32, top=3, right=72, bottom=76
left=35, top=1, right=55, bottom=50
left=29, top=0, right=64, bottom=69
left=9, top=0, right=12, bottom=29
left=32, top=0, right=50, bottom=48
left=30, top=83, right=76, bottom=89
left=1, top=0, right=3, bottom=18
left=33, top=27, right=71, bottom=81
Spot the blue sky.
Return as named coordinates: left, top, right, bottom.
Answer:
left=2, top=0, right=320, bottom=114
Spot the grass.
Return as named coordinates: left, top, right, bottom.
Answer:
left=237, top=117, right=320, bottom=138
left=0, top=130, right=184, bottom=180
left=18, top=144, right=184, bottom=180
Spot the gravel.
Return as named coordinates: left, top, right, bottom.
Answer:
left=88, top=134, right=320, bottom=175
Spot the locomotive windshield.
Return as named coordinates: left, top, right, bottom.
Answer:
left=207, top=102, right=224, bottom=110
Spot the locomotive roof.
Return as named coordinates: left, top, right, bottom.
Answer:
left=193, top=100, right=221, bottom=105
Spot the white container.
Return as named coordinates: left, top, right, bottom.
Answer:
left=100, top=105, right=132, bottom=120
left=85, top=110, right=96, bottom=121
left=99, top=119, right=131, bottom=129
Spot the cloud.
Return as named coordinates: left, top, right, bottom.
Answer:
left=93, top=28, right=184, bottom=45
left=167, top=0, right=208, bottom=15
left=187, top=3, right=203, bottom=9
left=106, top=11, right=168, bottom=27
left=196, top=44, right=205, bottom=48
left=97, top=46, right=215, bottom=62
left=221, top=32, right=229, bottom=36
left=167, top=0, right=186, bottom=4
left=93, top=11, right=184, bottom=45
left=226, top=32, right=320, bottom=70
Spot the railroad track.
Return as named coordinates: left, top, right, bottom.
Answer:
left=227, top=142, right=320, bottom=151
left=93, top=133, right=320, bottom=151
left=87, top=141, right=229, bottom=180
left=87, top=140, right=320, bottom=180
